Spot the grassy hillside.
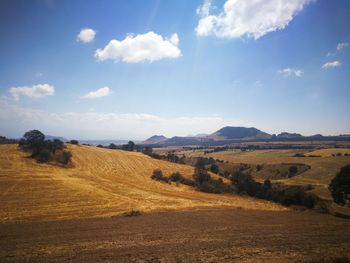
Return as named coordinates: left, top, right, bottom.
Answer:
left=0, top=145, right=285, bottom=222
left=177, top=148, right=350, bottom=202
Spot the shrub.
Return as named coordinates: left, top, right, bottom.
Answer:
left=256, top=164, right=263, bottom=171
left=37, top=149, right=51, bottom=163
left=193, top=168, right=232, bottom=193
left=193, top=168, right=211, bottom=185
left=124, top=210, right=142, bottom=217
left=210, top=164, right=219, bottom=174
left=109, top=143, right=117, bottom=149
left=122, top=141, right=135, bottom=151
left=231, top=171, right=260, bottom=196
left=288, top=165, right=298, bottom=176
left=70, top=140, right=79, bottom=145
left=54, top=150, right=72, bottom=165
left=329, top=165, right=350, bottom=205
left=169, top=172, right=184, bottom=182
left=151, top=169, right=169, bottom=183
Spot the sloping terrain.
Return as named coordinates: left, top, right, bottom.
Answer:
left=178, top=148, right=350, bottom=206
left=0, top=144, right=284, bottom=222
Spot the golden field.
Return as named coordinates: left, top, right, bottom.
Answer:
left=1, top=144, right=350, bottom=262
left=0, top=144, right=285, bottom=222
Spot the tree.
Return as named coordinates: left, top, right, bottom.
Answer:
left=122, top=141, right=135, bottom=151
left=169, top=172, right=184, bottom=182
left=193, top=168, right=211, bottom=185
left=289, top=165, right=298, bottom=175
left=329, top=165, right=350, bottom=205
left=70, top=140, right=79, bottom=145
left=151, top=169, right=168, bottom=182
left=210, top=164, right=219, bottom=174
left=22, top=129, right=45, bottom=156
left=231, top=171, right=260, bottom=196
left=108, top=143, right=117, bottom=149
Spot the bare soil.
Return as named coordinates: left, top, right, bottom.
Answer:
left=1, top=208, right=350, bottom=262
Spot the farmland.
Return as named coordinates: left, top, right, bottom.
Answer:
left=1, top=144, right=350, bottom=262
left=0, top=144, right=283, bottom=222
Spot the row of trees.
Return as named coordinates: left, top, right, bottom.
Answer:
left=19, top=130, right=72, bottom=165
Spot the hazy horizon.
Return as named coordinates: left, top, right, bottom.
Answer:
left=1, top=0, right=350, bottom=140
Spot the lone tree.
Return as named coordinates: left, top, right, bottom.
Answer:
left=329, top=165, right=350, bottom=205
left=22, top=129, right=45, bottom=156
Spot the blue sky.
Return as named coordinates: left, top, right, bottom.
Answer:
left=0, top=0, right=349, bottom=140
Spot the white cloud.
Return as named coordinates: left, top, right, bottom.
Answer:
left=9, top=84, right=55, bottom=101
left=336, top=42, right=348, bottom=51
left=95, top=31, right=181, bottom=63
left=77, top=28, right=96, bottom=43
left=0, top=99, right=247, bottom=140
left=195, top=0, right=312, bottom=39
left=81, top=87, right=111, bottom=99
left=327, top=42, right=348, bottom=56
left=322, top=61, right=341, bottom=69
left=278, top=68, right=304, bottom=77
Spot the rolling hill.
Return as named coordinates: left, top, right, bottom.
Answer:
left=0, top=144, right=284, bottom=222
left=141, top=135, right=168, bottom=145
left=208, top=126, right=272, bottom=141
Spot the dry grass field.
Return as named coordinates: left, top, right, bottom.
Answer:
left=1, top=144, right=350, bottom=262
left=0, top=144, right=283, bottom=222
left=177, top=148, right=350, bottom=198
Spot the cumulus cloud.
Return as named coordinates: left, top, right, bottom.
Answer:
left=81, top=87, right=111, bottom=99
left=9, top=84, right=55, bottom=101
left=278, top=68, right=304, bottom=77
left=95, top=31, right=181, bottom=63
left=0, top=99, right=247, bottom=140
left=195, top=0, right=312, bottom=39
left=322, top=61, right=341, bottom=69
left=77, top=28, right=96, bottom=43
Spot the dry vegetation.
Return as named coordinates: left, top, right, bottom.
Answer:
left=1, top=144, right=350, bottom=262
left=0, top=144, right=283, bottom=222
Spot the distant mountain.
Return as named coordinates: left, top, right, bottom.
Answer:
left=142, top=135, right=168, bottom=145
left=79, top=140, right=141, bottom=146
left=160, top=136, right=213, bottom=146
left=208, top=126, right=272, bottom=141
left=139, top=126, right=350, bottom=147
left=277, top=132, right=302, bottom=138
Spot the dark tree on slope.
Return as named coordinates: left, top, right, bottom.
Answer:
left=22, top=130, right=45, bottom=157
left=19, top=130, right=71, bottom=165
left=329, top=165, right=350, bottom=205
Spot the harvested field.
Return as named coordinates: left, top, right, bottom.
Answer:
left=0, top=144, right=283, bottom=222
left=1, top=208, right=350, bottom=262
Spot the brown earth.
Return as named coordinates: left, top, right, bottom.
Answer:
left=1, top=208, right=350, bottom=262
